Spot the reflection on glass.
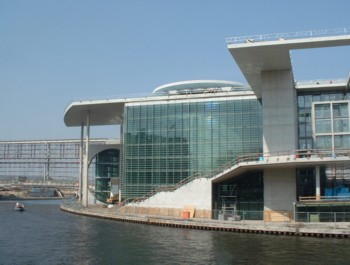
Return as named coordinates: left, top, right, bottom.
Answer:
left=123, top=99, right=262, bottom=198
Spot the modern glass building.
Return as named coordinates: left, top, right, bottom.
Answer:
left=64, top=29, right=350, bottom=222
left=122, top=83, right=263, bottom=198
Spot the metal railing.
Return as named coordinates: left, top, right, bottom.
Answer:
left=214, top=209, right=263, bottom=221
left=295, top=78, right=347, bottom=87
left=226, top=27, right=350, bottom=45
left=299, top=196, right=350, bottom=202
left=119, top=148, right=350, bottom=206
left=296, top=212, right=350, bottom=223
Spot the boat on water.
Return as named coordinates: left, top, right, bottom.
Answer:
left=15, top=202, right=24, bottom=211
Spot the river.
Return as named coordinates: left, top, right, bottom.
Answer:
left=1, top=200, right=350, bottom=265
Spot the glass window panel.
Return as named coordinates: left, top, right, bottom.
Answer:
left=315, top=106, right=323, bottom=119
left=306, top=124, right=312, bottom=137
left=315, top=120, right=323, bottom=133
left=321, top=94, right=330, bottom=101
left=323, top=120, right=332, bottom=133
left=324, top=136, right=332, bottom=148
left=330, top=93, right=341, bottom=101
left=315, top=136, right=332, bottom=149
left=334, top=119, right=349, bottom=133
left=333, top=103, right=348, bottom=118
left=299, top=139, right=306, bottom=149
left=343, top=136, right=349, bottom=149
left=315, top=119, right=331, bottom=133
left=312, top=94, right=321, bottom=102
left=323, top=104, right=331, bottom=118
left=306, top=138, right=313, bottom=149
left=298, top=96, right=304, bottom=107
left=334, top=136, right=341, bottom=148
left=333, top=104, right=340, bottom=117
left=341, top=104, right=349, bottom=117
left=299, top=124, right=306, bottom=137
left=304, top=95, right=312, bottom=108
left=298, top=109, right=306, bottom=123
left=305, top=113, right=312, bottom=123
left=334, top=135, right=350, bottom=149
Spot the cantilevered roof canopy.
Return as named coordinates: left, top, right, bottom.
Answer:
left=64, top=99, right=125, bottom=126
left=228, top=34, right=350, bottom=98
left=64, top=80, right=250, bottom=127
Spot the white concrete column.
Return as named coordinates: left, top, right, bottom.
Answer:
left=261, top=70, right=298, bottom=155
left=315, top=165, right=321, bottom=200
left=78, top=124, right=84, bottom=202
left=82, top=112, right=90, bottom=207
left=119, top=124, right=123, bottom=203
left=264, top=168, right=296, bottom=221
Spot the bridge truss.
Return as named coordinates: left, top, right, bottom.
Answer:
left=0, top=139, right=105, bottom=184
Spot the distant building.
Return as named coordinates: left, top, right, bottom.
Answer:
left=64, top=29, right=350, bottom=222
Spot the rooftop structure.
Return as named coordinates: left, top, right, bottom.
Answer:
left=153, top=80, right=249, bottom=94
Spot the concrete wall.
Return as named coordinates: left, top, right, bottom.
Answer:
left=261, top=70, right=298, bottom=154
left=264, top=168, right=296, bottom=212
left=130, top=178, right=212, bottom=210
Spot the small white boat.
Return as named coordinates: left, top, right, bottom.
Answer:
left=15, top=202, right=24, bottom=211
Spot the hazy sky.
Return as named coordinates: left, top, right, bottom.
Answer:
left=1, top=1, right=350, bottom=140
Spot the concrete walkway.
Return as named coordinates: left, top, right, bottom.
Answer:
left=60, top=202, right=350, bottom=238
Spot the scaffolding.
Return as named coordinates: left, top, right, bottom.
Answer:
left=0, top=139, right=108, bottom=184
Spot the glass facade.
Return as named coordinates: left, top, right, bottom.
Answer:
left=296, top=167, right=350, bottom=222
left=314, top=102, right=350, bottom=149
left=297, top=91, right=350, bottom=150
left=297, top=91, right=350, bottom=204
left=94, top=149, right=120, bottom=202
left=213, top=171, right=264, bottom=220
left=122, top=96, right=263, bottom=198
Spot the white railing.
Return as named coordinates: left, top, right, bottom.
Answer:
left=295, top=78, right=347, bottom=87
left=226, top=27, right=350, bottom=45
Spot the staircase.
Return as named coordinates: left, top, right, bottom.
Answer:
left=119, top=154, right=258, bottom=206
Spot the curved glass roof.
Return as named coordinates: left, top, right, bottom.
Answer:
left=153, top=80, right=249, bottom=94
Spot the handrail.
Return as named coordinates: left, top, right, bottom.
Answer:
left=299, top=196, right=350, bottom=202
left=295, top=78, right=346, bottom=87
left=226, top=27, right=350, bottom=45
left=119, top=148, right=350, bottom=207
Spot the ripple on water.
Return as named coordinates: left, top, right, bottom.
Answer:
left=1, top=201, right=350, bottom=265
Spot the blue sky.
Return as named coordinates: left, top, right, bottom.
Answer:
left=1, top=0, right=350, bottom=140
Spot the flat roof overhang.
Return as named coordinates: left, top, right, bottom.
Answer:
left=64, top=90, right=256, bottom=127
left=228, top=35, right=350, bottom=98
left=64, top=99, right=126, bottom=127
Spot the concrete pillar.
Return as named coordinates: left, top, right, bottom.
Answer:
left=78, top=124, right=84, bottom=202
left=82, top=112, right=90, bottom=207
left=119, top=124, right=123, bottom=203
left=261, top=70, right=298, bottom=155
left=315, top=165, right=321, bottom=200
left=264, top=168, right=296, bottom=221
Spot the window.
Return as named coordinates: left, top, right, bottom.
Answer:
left=313, top=101, right=350, bottom=150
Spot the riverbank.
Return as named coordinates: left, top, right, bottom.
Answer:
left=0, top=184, right=75, bottom=200
left=60, top=201, right=350, bottom=238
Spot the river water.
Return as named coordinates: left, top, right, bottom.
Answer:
left=1, top=200, right=350, bottom=265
